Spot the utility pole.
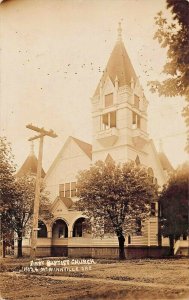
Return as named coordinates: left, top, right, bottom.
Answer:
left=26, top=124, right=57, bottom=258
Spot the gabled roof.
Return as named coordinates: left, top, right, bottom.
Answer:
left=105, top=153, right=114, bottom=163
left=148, top=139, right=167, bottom=183
left=71, top=137, right=92, bottom=159
left=158, top=152, right=174, bottom=173
left=94, top=39, right=137, bottom=97
left=60, top=196, right=73, bottom=209
left=45, top=136, right=92, bottom=180
left=51, top=196, right=73, bottom=212
left=16, top=153, right=46, bottom=178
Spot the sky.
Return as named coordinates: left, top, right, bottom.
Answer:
left=0, top=0, right=188, bottom=171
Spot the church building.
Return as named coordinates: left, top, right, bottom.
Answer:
left=20, top=24, right=173, bottom=258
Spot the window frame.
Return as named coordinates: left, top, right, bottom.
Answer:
left=134, top=94, right=140, bottom=109
left=104, top=93, right=113, bottom=108
left=71, top=182, right=77, bottom=197
left=101, top=111, right=117, bottom=130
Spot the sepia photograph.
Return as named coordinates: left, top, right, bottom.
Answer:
left=0, top=0, right=189, bottom=299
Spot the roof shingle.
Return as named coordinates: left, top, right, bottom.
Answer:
left=94, top=40, right=137, bottom=96
left=16, top=153, right=46, bottom=178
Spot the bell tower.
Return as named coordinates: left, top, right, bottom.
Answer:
left=91, top=23, right=149, bottom=164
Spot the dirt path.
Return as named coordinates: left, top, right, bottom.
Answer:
left=1, top=259, right=189, bottom=299
left=7, top=272, right=189, bottom=291
left=2, top=271, right=189, bottom=300
left=44, top=274, right=189, bottom=291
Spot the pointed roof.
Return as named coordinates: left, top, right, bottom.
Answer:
left=94, top=24, right=137, bottom=97
left=105, top=153, right=114, bottom=163
left=60, top=196, right=73, bottom=209
left=16, top=144, right=45, bottom=178
left=50, top=196, right=74, bottom=213
left=45, top=136, right=92, bottom=180
left=71, top=137, right=92, bottom=159
left=158, top=152, right=174, bottom=173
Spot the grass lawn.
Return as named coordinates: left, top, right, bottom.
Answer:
left=0, top=257, right=189, bottom=299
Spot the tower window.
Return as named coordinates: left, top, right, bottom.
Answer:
left=110, top=111, right=116, bottom=127
left=105, top=93, right=113, bottom=107
left=102, top=113, right=108, bottom=128
left=132, top=112, right=141, bottom=129
left=102, top=111, right=116, bottom=129
left=134, top=95, right=140, bottom=109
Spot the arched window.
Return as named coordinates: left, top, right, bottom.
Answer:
left=37, top=220, right=47, bottom=238
left=73, top=218, right=86, bottom=237
left=52, top=219, right=68, bottom=239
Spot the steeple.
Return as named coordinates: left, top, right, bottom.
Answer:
left=91, top=23, right=149, bottom=163
left=93, top=24, right=137, bottom=97
left=16, top=143, right=45, bottom=178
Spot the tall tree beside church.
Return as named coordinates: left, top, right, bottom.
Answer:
left=0, top=137, right=16, bottom=257
left=11, top=175, right=51, bottom=258
left=159, top=162, right=189, bottom=255
left=77, top=160, right=158, bottom=260
left=0, top=136, right=52, bottom=258
left=149, top=0, right=189, bottom=152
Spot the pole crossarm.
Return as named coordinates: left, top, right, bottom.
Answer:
left=26, top=124, right=57, bottom=138
left=28, top=134, right=46, bottom=141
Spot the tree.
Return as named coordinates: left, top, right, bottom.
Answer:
left=159, top=162, right=189, bottom=255
left=0, top=136, right=52, bottom=258
left=11, top=175, right=52, bottom=258
left=149, top=0, right=189, bottom=152
left=76, top=160, right=158, bottom=260
left=0, top=137, right=16, bottom=257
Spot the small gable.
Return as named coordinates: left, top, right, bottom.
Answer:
left=105, top=154, right=114, bottom=164
left=51, top=196, right=73, bottom=215
left=103, top=76, right=115, bottom=96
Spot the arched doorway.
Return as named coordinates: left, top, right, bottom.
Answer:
left=72, top=217, right=86, bottom=237
left=37, top=220, right=47, bottom=238
left=52, top=219, right=68, bottom=239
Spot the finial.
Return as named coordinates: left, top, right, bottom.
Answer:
left=117, top=22, right=122, bottom=41
left=30, top=141, right=34, bottom=156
